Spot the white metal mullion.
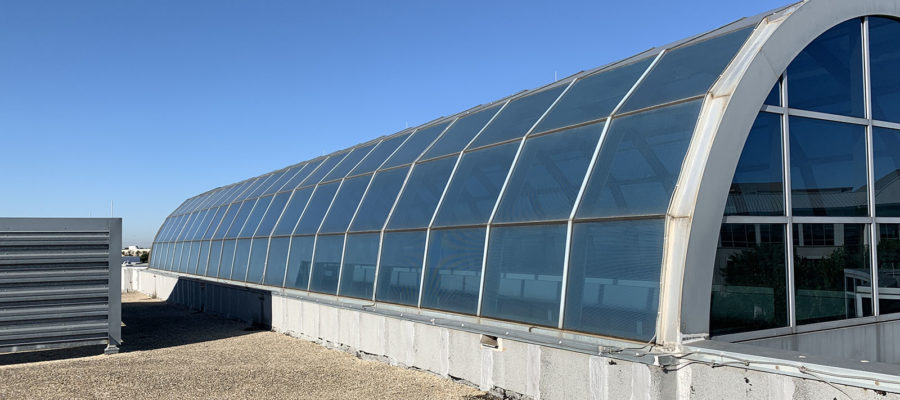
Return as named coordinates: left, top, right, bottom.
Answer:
left=863, top=17, right=880, bottom=316
left=782, top=71, right=797, bottom=329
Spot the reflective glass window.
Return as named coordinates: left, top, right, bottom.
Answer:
left=421, top=228, right=485, bottom=314
left=177, top=242, right=190, bottom=273
left=536, top=58, right=653, bottom=133
left=231, top=239, right=252, bottom=281
left=764, top=81, right=780, bottom=106
left=874, top=127, right=900, bottom=216
left=877, top=224, right=900, bottom=314
left=351, top=133, right=411, bottom=175
left=206, top=241, right=223, bottom=278
left=481, top=224, right=566, bottom=327
left=710, top=224, right=788, bottom=336
left=224, top=180, right=255, bottom=204
left=167, top=242, right=180, bottom=270
left=323, top=143, right=377, bottom=182
left=788, top=19, right=864, bottom=117
left=423, top=105, right=502, bottom=160
left=577, top=100, right=701, bottom=218
left=382, top=122, right=450, bottom=168
left=284, top=236, right=315, bottom=290
left=246, top=238, right=269, bottom=283
left=187, top=242, right=201, bottom=274
left=238, top=196, right=273, bottom=238
left=196, top=242, right=211, bottom=276
left=246, top=175, right=277, bottom=199
left=259, top=170, right=291, bottom=196
left=725, top=113, right=784, bottom=216
left=470, top=86, right=567, bottom=148
left=621, top=27, right=752, bottom=113
left=387, top=157, right=456, bottom=229
left=217, top=240, right=237, bottom=279
left=267, top=168, right=301, bottom=195
left=273, top=188, right=313, bottom=236
left=201, top=206, right=226, bottom=240
left=234, top=178, right=265, bottom=202
left=174, top=212, right=198, bottom=241
left=495, top=123, right=602, bottom=223
left=433, top=142, right=518, bottom=227
left=212, top=204, right=239, bottom=240
left=350, top=167, right=409, bottom=232
left=282, top=162, right=317, bottom=191
left=339, top=233, right=380, bottom=299
left=309, top=235, right=344, bottom=294
left=253, top=192, right=291, bottom=237
left=319, top=175, right=372, bottom=234
left=293, top=182, right=340, bottom=234
left=376, top=231, right=426, bottom=306
left=793, top=223, right=872, bottom=324
left=264, top=237, right=290, bottom=287
left=224, top=201, right=255, bottom=239
left=790, top=117, right=867, bottom=217
left=185, top=209, right=211, bottom=240
left=301, top=153, right=347, bottom=187
left=870, top=17, right=900, bottom=123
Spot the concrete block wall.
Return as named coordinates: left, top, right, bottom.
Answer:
left=123, top=268, right=900, bottom=400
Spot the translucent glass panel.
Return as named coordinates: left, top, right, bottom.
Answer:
left=293, top=183, right=339, bottom=234
left=351, top=133, right=410, bottom=175
left=481, top=224, right=566, bottom=327
left=238, top=196, right=273, bottom=238
left=309, top=235, right=344, bottom=294
left=246, top=238, right=269, bottom=283
left=319, top=175, right=372, bottom=234
left=376, top=231, right=426, bottom=305
left=423, top=105, right=501, bottom=160
left=351, top=167, right=409, bottom=231
left=870, top=17, right=900, bottom=123
left=565, top=220, right=663, bottom=340
left=301, top=153, right=347, bottom=187
left=382, top=122, right=450, bottom=168
left=789, top=117, right=867, bottom=217
left=387, top=157, right=456, bottom=229
left=710, top=224, right=788, bottom=336
left=620, top=27, right=752, bottom=113
left=535, top=58, right=653, bottom=133
left=494, top=123, right=603, bottom=223
left=253, top=192, right=290, bottom=237
left=874, top=127, right=900, bottom=216
left=323, top=143, right=376, bottom=182
left=877, top=224, right=900, bottom=314
left=787, top=19, right=864, bottom=117
left=469, top=86, right=567, bottom=148
left=339, top=233, right=379, bottom=299
left=577, top=100, right=702, bottom=218
left=273, top=188, right=313, bottom=236
left=284, top=236, right=314, bottom=290
left=263, top=237, right=290, bottom=287
left=433, top=142, right=518, bottom=227
left=725, top=113, right=784, bottom=216
left=793, top=223, right=872, bottom=324
left=421, top=228, right=485, bottom=314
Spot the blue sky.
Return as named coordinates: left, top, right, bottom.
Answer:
left=0, top=0, right=789, bottom=247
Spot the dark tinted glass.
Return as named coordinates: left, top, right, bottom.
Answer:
left=339, top=233, right=379, bottom=299
left=238, top=196, right=273, bottom=238
left=319, top=175, right=372, bottom=234
left=578, top=100, right=701, bottom=218
left=870, top=17, right=900, bottom=123
left=253, top=192, right=291, bottom=237
left=387, top=157, right=456, bottom=229
left=246, top=238, right=269, bottom=283
left=794, top=223, right=872, bottom=324
left=470, top=86, right=567, bottom=148
left=217, top=240, right=236, bottom=279
left=350, top=167, right=409, bottom=231
left=301, top=153, right=347, bottom=187
left=421, top=228, right=485, bottom=314
left=725, top=113, right=784, bottom=216
left=423, top=106, right=502, bottom=159
left=293, top=182, right=340, bottom=234
left=788, top=19, right=864, bottom=117
left=433, top=142, right=518, bottom=227
left=376, top=231, right=426, bottom=306
left=264, top=237, right=290, bottom=287
left=323, top=143, right=377, bottom=182
left=621, top=27, right=752, bottom=113
left=351, top=133, right=411, bottom=175
left=764, top=81, right=780, bottom=106
left=382, top=122, right=450, bottom=168
left=874, top=127, right=900, bottom=216
left=309, top=235, right=344, bottom=294
left=284, top=236, right=315, bottom=290
left=536, top=58, right=653, bottom=133
left=495, top=123, right=602, bottom=222
left=877, top=224, right=900, bottom=314
left=565, top=220, right=663, bottom=340
left=790, top=117, right=867, bottom=216
left=206, top=241, right=223, bottom=278
left=481, top=224, right=566, bottom=327
left=273, top=188, right=313, bottom=236
left=224, top=201, right=255, bottom=239
left=231, top=239, right=252, bottom=281
left=710, top=224, right=788, bottom=336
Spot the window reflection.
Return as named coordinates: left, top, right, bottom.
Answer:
left=725, top=113, right=784, bottom=216
left=339, top=233, right=379, bottom=300
left=878, top=224, right=900, bottom=314
left=421, top=228, right=485, bottom=314
left=284, top=236, right=314, bottom=290
left=874, top=127, right=900, bottom=216
left=309, top=235, right=344, bottom=294
left=376, top=231, right=426, bottom=306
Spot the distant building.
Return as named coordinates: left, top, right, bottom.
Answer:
left=122, top=245, right=150, bottom=256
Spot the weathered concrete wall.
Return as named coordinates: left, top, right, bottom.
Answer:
left=123, top=268, right=900, bottom=400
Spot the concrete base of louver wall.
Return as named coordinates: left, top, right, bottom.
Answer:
left=121, top=267, right=899, bottom=400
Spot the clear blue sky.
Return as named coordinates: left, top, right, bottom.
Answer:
left=0, top=0, right=789, bottom=247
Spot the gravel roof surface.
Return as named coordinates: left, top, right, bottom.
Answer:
left=0, top=292, right=487, bottom=400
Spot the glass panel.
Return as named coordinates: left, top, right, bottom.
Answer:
left=217, top=240, right=237, bottom=279
left=878, top=224, right=900, bottom=314
left=433, top=142, right=518, bottom=227
left=788, top=19, right=864, bottom=117
left=577, top=100, right=702, bottom=218
left=247, top=175, right=277, bottom=199
left=376, top=231, right=426, bottom=306
left=470, top=86, right=566, bottom=148
left=319, top=175, right=372, bottom=234
left=224, top=180, right=255, bottom=204
left=495, top=123, right=603, bottom=222
left=387, top=157, right=456, bottom=229
left=621, top=27, right=752, bottom=113
left=382, top=122, right=450, bottom=168
left=423, top=105, right=502, bottom=160
left=339, top=233, right=380, bottom=299
left=246, top=238, right=269, bottom=283
left=350, top=167, right=409, bottom=232
left=167, top=242, right=180, bottom=270
left=535, top=58, right=653, bottom=133
left=323, top=143, right=377, bottom=182
left=234, top=178, right=265, bottom=202
left=874, top=127, right=900, bottom=216
left=178, top=241, right=191, bottom=273
left=212, top=204, right=240, bottom=240
left=238, top=196, right=273, bottom=238
left=870, top=17, right=900, bottom=123
left=301, top=152, right=348, bottom=187
left=710, top=224, right=788, bottom=336
left=764, top=81, right=780, bottom=106
left=790, top=117, right=867, bottom=217
left=794, top=223, right=872, bottom=324
left=273, top=188, right=313, bottom=236
left=196, top=242, right=211, bottom=276
left=481, top=224, right=566, bottom=327
left=253, top=192, right=291, bottom=237
left=284, top=236, right=315, bottom=290
left=174, top=212, right=198, bottom=241
left=261, top=169, right=294, bottom=196
left=421, top=228, right=485, bottom=314
left=293, top=182, right=340, bottom=234
left=224, top=201, right=255, bottom=239
left=351, top=133, right=411, bottom=175
left=206, top=241, right=223, bottom=277
left=201, top=206, right=226, bottom=240
left=309, top=235, right=344, bottom=294
left=282, top=161, right=318, bottom=191
left=231, top=239, right=252, bottom=281
left=264, top=237, right=290, bottom=287
left=725, top=113, right=784, bottom=216
left=187, top=242, right=201, bottom=274
left=185, top=209, right=211, bottom=240
left=565, top=220, right=663, bottom=340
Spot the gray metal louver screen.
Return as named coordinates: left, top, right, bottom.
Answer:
left=0, top=218, right=121, bottom=354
